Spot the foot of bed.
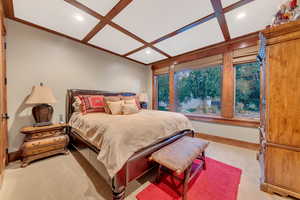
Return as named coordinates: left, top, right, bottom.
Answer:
left=112, top=187, right=125, bottom=200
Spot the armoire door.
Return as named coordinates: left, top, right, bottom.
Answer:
left=0, top=2, right=7, bottom=188
left=266, top=38, right=300, bottom=147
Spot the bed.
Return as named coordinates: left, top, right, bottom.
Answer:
left=66, top=89, right=194, bottom=200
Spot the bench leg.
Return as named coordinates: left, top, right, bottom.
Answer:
left=202, top=151, right=207, bottom=170
left=156, top=164, right=162, bottom=183
left=183, top=165, right=192, bottom=200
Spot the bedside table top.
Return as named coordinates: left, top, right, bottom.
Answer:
left=21, top=123, right=67, bottom=134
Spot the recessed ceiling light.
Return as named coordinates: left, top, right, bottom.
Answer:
left=236, top=12, right=246, bottom=20
left=145, top=50, right=151, bottom=55
left=74, top=14, right=84, bottom=22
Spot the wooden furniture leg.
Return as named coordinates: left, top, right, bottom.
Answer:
left=112, top=188, right=125, bottom=200
left=156, top=164, right=162, bottom=183
left=183, top=164, right=192, bottom=200
left=202, top=151, right=206, bottom=170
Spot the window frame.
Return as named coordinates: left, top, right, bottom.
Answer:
left=174, top=64, right=223, bottom=116
left=154, top=73, right=170, bottom=111
left=234, top=60, right=261, bottom=120
left=152, top=47, right=260, bottom=128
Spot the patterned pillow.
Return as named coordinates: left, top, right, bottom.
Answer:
left=121, top=95, right=141, bottom=110
left=78, top=95, right=105, bottom=114
left=104, top=96, right=122, bottom=114
left=72, top=96, right=82, bottom=112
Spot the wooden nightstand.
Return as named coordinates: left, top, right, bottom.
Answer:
left=20, top=124, right=69, bottom=167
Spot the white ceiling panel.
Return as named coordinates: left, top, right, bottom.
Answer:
left=77, top=0, right=120, bottom=16
left=221, top=0, right=240, bottom=8
left=154, top=18, right=224, bottom=56
left=13, top=0, right=99, bottom=40
left=127, top=48, right=167, bottom=64
left=89, top=25, right=144, bottom=55
left=113, top=0, right=214, bottom=42
left=225, top=0, right=283, bottom=38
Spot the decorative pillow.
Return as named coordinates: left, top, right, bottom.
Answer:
left=78, top=95, right=105, bottom=114
left=121, top=95, right=141, bottom=110
left=122, top=104, right=139, bottom=115
left=107, top=100, right=124, bottom=115
left=104, top=96, right=122, bottom=114
left=72, top=96, right=82, bottom=112
left=124, top=99, right=136, bottom=104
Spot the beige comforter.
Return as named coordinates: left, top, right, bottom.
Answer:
left=69, top=109, right=193, bottom=177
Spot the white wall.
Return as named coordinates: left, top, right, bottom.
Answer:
left=6, top=19, right=149, bottom=152
left=191, top=121, right=259, bottom=143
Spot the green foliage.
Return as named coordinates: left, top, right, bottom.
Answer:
left=187, top=108, right=197, bottom=113
left=157, top=74, right=169, bottom=104
left=156, top=62, right=260, bottom=116
left=235, top=62, right=260, bottom=112
left=158, top=106, right=168, bottom=111
left=176, top=66, right=221, bottom=103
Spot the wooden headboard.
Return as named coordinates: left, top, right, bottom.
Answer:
left=66, top=89, right=136, bottom=123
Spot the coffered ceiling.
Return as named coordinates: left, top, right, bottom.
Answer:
left=6, top=0, right=280, bottom=65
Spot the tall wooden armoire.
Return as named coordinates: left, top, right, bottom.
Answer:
left=258, top=20, right=300, bottom=199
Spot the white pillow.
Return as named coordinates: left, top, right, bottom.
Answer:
left=122, top=104, right=139, bottom=115
left=107, top=100, right=124, bottom=115
left=124, top=99, right=136, bottom=104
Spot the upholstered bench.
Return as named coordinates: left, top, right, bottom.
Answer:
left=150, top=136, right=209, bottom=200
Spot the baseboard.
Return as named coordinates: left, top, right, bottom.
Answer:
left=196, top=132, right=259, bottom=151
left=8, top=150, right=22, bottom=163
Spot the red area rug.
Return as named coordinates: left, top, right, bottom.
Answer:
left=136, top=158, right=242, bottom=200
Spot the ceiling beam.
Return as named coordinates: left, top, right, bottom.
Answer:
left=125, top=0, right=254, bottom=57
left=123, top=45, right=147, bottom=57
left=82, top=22, right=106, bottom=42
left=10, top=17, right=147, bottom=65
left=8, top=0, right=255, bottom=64
left=151, top=14, right=215, bottom=45
left=65, top=0, right=171, bottom=58
left=124, top=13, right=215, bottom=57
left=223, top=0, right=255, bottom=13
left=81, top=0, right=133, bottom=42
left=106, top=0, right=133, bottom=20
left=151, top=31, right=259, bottom=68
left=210, top=0, right=231, bottom=41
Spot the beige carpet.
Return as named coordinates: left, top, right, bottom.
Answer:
left=0, top=142, right=295, bottom=200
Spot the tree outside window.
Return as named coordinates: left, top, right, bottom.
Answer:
left=175, top=65, right=222, bottom=115
left=156, top=74, right=169, bottom=111
left=235, top=62, right=260, bottom=119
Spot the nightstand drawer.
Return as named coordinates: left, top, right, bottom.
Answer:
left=23, top=144, right=67, bottom=156
left=22, top=135, right=69, bottom=157
left=25, top=130, right=63, bottom=141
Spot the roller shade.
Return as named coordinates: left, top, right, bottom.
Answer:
left=174, top=54, right=223, bottom=72
left=233, top=46, right=258, bottom=64
left=153, top=66, right=169, bottom=75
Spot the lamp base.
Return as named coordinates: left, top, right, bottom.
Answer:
left=32, top=104, right=53, bottom=127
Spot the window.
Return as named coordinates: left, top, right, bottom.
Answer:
left=152, top=45, right=261, bottom=128
left=235, top=62, right=260, bottom=119
left=156, top=74, right=169, bottom=111
left=175, top=65, right=222, bottom=115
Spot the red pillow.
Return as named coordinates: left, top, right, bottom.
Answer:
left=78, top=95, right=105, bottom=114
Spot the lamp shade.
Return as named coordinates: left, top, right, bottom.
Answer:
left=139, top=93, right=148, bottom=102
left=26, top=85, right=57, bottom=105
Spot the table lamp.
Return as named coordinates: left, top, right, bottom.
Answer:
left=26, top=83, right=57, bottom=127
left=139, top=93, right=148, bottom=109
